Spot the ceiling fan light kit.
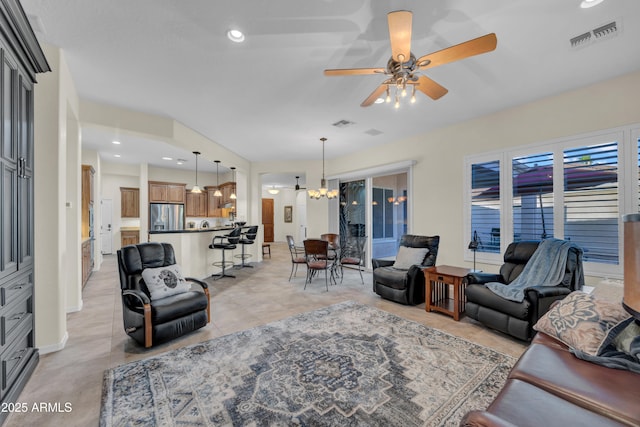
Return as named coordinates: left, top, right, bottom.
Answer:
left=308, top=138, right=338, bottom=200
left=324, top=10, right=497, bottom=108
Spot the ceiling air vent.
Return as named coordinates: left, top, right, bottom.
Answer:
left=332, top=119, right=355, bottom=128
left=570, top=20, right=619, bottom=49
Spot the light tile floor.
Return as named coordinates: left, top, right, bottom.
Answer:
left=4, top=243, right=621, bottom=426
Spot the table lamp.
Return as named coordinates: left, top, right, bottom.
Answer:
left=468, top=230, right=479, bottom=272
left=623, top=214, right=640, bottom=322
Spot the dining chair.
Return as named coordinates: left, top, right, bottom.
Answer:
left=303, top=239, right=335, bottom=291
left=286, top=235, right=306, bottom=281
left=320, top=233, right=341, bottom=280
left=340, top=235, right=366, bottom=284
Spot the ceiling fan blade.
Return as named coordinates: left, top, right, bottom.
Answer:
left=415, top=75, right=448, bottom=100
left=361, top=84, right=388, bottom=107
left=417, top=33, right=497, bottom=70
left=388, top=10, right=412, bottom=62
left=324, top=68, right=385, bottom=76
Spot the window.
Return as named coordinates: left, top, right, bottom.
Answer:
left=512, top=152, right=554, bottom=242
left=465, top=128, right=630, bottom=277
left=372, top=187, right=394, bottom=239
left=470, top=160, right=501, bottom=253
left=563, top=142, right=618, bottom=264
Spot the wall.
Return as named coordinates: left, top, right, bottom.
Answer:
left=327, top=70, right=640, bottom=285
left=260, top=188, right=300, bottom=242
left=33, top=44, right=80, bottom=352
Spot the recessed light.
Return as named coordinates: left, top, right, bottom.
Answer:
left=374, top=98, right=385, bottom=104
left=112, top=140, right=121, bottom=145
left=580, top=0, right=604, bottom=8
left=227, top=29, right=245, bottom=43
left=162, top=157, right=173, bottom=161
left=114, top=154, right=121, bottom=158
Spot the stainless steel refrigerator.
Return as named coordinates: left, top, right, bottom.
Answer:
left=150, top=203, right=185, bottom=231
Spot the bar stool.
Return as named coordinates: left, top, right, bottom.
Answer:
left=235, top=225, right=258, bottom=268
left=209, top=227, right=241, bottom=280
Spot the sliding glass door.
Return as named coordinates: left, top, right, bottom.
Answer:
left=337, top=171, right=409, bottom=264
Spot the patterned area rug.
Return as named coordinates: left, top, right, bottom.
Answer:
left=100, top=301, right=515, bottom=426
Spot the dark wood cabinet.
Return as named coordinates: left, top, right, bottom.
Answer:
left=0, top=1, right=50, bottom=422
left=120, top=187, right=139, bottom=218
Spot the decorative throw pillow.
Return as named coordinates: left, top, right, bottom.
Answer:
left=141, top=264, right=191, bottom=301
left=392, top=246, right=429, bottom=270
left=533, top=291, right=631, bottom=355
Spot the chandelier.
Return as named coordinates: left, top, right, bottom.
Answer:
left=308, top=137, right=338, bottom=199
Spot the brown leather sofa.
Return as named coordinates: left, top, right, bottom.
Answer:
left=460, top=331, right=640, bottom=427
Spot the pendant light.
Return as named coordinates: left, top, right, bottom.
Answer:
left=191, top=151, right=202, bottom=193
left=308, top=137, right=338, bottom=199
left=213, top=160, right=222, bottom=197
left=229, top=167, right=237, bottom=199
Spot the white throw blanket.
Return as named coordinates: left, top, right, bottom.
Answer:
left=486, top=238, right=583, bottom=302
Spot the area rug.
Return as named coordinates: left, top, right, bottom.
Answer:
left=100, top=301, right=515, bottom=426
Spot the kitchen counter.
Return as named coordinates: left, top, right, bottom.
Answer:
left=148, top=227, right=258, bottom=279
left=148, top=226, right=235, bottom=234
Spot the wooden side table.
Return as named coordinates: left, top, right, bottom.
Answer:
left=423, top=265, right=472, bottom=321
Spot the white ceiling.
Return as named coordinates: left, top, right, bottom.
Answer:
left=21, top=0, right=640, bottom=187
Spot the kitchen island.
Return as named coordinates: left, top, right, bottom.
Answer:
left=148, top=227, right=244, bottom=279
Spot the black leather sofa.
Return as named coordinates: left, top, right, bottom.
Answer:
left=117, top=242, right=210, bottom=347
left=372, top=234, right=440, bottom=305
left=465, top=240, right=583, bottom=341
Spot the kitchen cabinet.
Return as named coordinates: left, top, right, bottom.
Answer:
left=121, top=230, right=140, bottom=247
left=204, top=182, right=235, bottom=217
left=186, top=191, right=207, bottom=217
left=120, top=187, right=139, bottom=218
left=205, top=186, right=222, bottom=217
left=0, top=1, right=50, bottom=422
left=81, top=165, right=94, bottom=238
left=81, top=239, right=92, bottom=287
left=149, top=181, right=186, bottom=204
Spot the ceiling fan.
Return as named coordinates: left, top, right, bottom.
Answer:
left=324, top=10, right=497, bottom=107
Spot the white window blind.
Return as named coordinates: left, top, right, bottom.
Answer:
left=563, top=141, right=618, bottom=264
left=512, top=152, right=555, bottom=242
left=470, top=161, right=501, bottom=253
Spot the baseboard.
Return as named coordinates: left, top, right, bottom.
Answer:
left=66, top=298, right=84, bottom=313
left=39, top=331, right=69, bottom=355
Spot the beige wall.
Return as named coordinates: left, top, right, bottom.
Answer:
left=328, top=70, right=640, bottom=281
left=34, top=44, right=80, bottom=352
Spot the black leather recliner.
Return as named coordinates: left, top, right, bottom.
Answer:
left=465, top=240, right=584, bottom=341
left=117, top=242, right=210, bottom=347
left=372, top=235, right=440, bottom=305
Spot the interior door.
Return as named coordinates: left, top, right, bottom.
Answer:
left=101, top=199, right=113, bottom=254
left=262, top=198, right=274, bottom=242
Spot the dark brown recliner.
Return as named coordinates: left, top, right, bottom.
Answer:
left=117, top=242, right=210, bottom=347
left=465, top=240, right=584, bottom=341
left=372, top=235, right=440, bottom=305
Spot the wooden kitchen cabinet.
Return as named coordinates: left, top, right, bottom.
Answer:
left=205, top=186, right=222, bottom=217
left=186, top=191, right=207, bottom=217
left=149, top=181, right=186, bottom=204
left=81, top=165, right=95, bottom=239
left=120, top=187, right=140, bottom=218
left=81, top=239, right=92, bottom=287
left=121, top=230, right=140, bottom=247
